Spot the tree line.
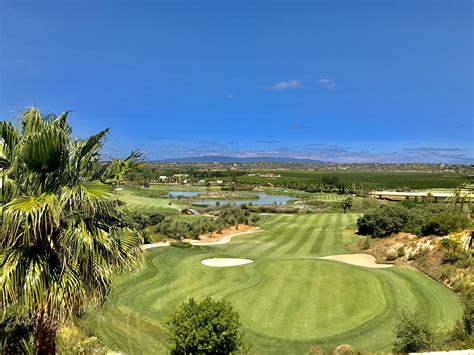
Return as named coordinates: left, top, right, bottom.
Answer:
left=155, top=206, right=259, bottom=242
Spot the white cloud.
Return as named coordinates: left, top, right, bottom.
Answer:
left=270, top=80, right=302, bottom=91
left=319, top=78, right=336, bottom=89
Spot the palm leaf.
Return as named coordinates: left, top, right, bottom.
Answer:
left=0, top=121, right=19, bottom=168
left=2, top=193, right=61, bottom=246
left=21, top=126, right=68, bottom=174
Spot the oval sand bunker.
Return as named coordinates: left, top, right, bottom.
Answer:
left=320, top=254, right=394, bottom=268
left=201, top=258, right=253, bottom=267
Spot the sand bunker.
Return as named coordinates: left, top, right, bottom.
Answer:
left=320, top=253, right=394, bottom=269
left=201, top=258, right=254, bottom=267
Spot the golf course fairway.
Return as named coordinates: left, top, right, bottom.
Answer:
left=84, top=213, right=463, bottom=353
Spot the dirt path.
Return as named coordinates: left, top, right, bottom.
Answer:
left=320, top=253, right=394, bottom=268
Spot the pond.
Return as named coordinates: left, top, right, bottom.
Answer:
left=168, top=191, right=202, bottom=198
left=194, top=193, right=297, bottom=206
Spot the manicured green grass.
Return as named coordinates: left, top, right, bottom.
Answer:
left=305, top=193, right=347, bottom=202
left=84, top=214, right=462, bottom=353
left=117, top=190, right=185, bottom=214
left=148, top=184, right=221, bottom=192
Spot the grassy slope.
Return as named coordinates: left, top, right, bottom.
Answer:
left=84, top=214, right=462, bottom=354
left=118, top=190, right=184, bottom=215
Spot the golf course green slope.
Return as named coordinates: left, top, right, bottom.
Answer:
left=117, top=189, right=184, bottom=214
left=84, top=213, right=463, bottom=353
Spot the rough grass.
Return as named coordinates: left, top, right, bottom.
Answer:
left=84, top=213, right=463, bottom=353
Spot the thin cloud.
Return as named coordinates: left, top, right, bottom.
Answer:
left=270, top=80, right=302, bottom=91
left=228, top=94, right=237, bottom=100
left=402, top=147, right=464, bottom=153
left=255, top=140, right=283, bottom=144
left=289, top=124, right=312, bottom=130
left=319, top=78, right=336, bottom=89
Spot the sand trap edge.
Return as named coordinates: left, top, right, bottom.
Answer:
left=320, top=254, right=394, bottom=269
left=201, top=258, right=254, bottom=267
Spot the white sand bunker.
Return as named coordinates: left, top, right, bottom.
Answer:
left=320, top=254, right=394, bottom=269
left=201, top=258, right=253, bottom=267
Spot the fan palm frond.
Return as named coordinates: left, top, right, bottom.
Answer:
left=21, top=126, right=68, bottom=174
left=2, top=193, right=61, bottom=246
left=0, top=107, right=144, bottom=352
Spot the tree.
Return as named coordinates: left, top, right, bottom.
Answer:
left=357, top=205, right=420, bottom=237
left=393, top=311, right=435, bottom=353
left=420, top=213, right=470, bottom=236
left=165, top=297, right=245, bottom=354
left=340, top=197, right=353, bottom=213
left=0, top=108, right=144, bottom=354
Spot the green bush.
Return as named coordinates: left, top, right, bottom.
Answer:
left=421, top=213, right=470, bottom=236
left=441, top=238, right=466, bottom=264
left=397, top=246, right=406, bottom=258
left=165, top=297, right=245, bottom=355
left=357, top=205, right=418, bottom=237
left=357, top=203, right=469, bottom=238
left=169, top=241, right=192, bottom=249
left=340, top=197, right=353, bottom=213
left=393, top=311, right=435, bottom=353
left=0, top=306, right=32, bottom=354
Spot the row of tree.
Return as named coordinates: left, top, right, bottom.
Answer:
left=155, top=206, right=259, bottom=241
left=357, top=202, right=470, bottom=237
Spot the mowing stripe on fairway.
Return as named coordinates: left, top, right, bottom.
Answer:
left=285, top=214, right=322, bottom=256
left=85, top=213, right=463, bottom=354
left=309, top=214, right=333, bottom=255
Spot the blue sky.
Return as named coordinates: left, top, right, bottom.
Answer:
left=1, top=0, right=472, bottom=163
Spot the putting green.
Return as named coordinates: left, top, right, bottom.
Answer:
left=84, top=213, right=463, bottom=353
left=231, top=260, right=387, bottom=340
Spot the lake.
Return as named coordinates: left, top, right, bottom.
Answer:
left=193, top=193, right=297, bottom=206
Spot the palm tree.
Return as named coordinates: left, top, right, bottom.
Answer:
left=0, top=108, right=144, bottom=354
left=446, top=182, right=474, bottom=214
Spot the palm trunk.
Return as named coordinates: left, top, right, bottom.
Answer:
left=32, top=311, right=57, bottom=355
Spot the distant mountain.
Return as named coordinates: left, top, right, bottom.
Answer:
left=157, top=155, right=327, bottom=164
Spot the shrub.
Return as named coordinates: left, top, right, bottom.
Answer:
left=57, top=325, right=109, bottom=355
left=408, top=253, right=416, bottom=261
left=393, top=311, right=435, bottom=353
left=357, top=205, right=416, bottom=237
left=169, top=241, right=192, bottom=249
left=148, top=213, right=165, bottom=225
left=0, top=306, right=32, bottom=354
left=361, top=236, right=370, bottom=250
left=340, top=198, right=353, bottom=213
left=397, top=246, right=406, bottom=258
left=165, top=297, right=245, bottom=354
left=441, top=238, right=466, bottom=264
left=421, top=213, right=471, bottom=236
left=357, top=203, right=469, bottom=238
left=386, top=253, right=397, bottom=261
left=444, top=289, right=474, bottom=349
